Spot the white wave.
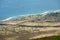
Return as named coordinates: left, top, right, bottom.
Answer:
left=41, top=11, right=50, bottom=15
left=2, top=15, right=28, bottom=21
left=2, top=10, right=60, bottom=21
left=2, top=16, right=16, bottom=21
left=41, top=10, right=60, bottom=15
left=53, top=9, right=60, bottom=13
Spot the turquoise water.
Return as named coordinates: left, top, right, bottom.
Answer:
left=0, top=0, right=60, bottom=20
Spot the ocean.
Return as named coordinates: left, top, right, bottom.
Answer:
left=0, top=0, right=60, bottom=21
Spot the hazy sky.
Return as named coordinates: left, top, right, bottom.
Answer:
left=0, top=0, right=60, bottom=20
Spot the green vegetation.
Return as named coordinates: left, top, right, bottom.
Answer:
left=49, top=36, right=60, bottom=40
left=30, top=35, right=60, bottom=40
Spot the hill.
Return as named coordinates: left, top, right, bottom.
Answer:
left=0, top=10, right=60, bottom=40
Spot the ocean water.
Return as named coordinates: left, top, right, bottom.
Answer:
left=0, top=0, right=60, bottom=20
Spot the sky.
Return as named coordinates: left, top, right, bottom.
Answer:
left=0, top=0, right=60, bottom=20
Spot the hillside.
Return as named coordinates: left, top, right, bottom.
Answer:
left=0, top=10, right=60, bottom=40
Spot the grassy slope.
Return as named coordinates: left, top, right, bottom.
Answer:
left=30, top=35, right=60, bottom=40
